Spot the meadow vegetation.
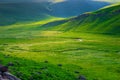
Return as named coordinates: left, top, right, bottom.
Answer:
left=0, top=3, right=120, bottom=80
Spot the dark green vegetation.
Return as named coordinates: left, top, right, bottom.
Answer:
left=39, top=3, right=120, bottom=34
left=0, top=2, right=51, bottom=26
left=0, top=0, right=109, bottom=26
left=0, top=3, right=120, bottom=80
left=49, top=0, right=109, bottom=17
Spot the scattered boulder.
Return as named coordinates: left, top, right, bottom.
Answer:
left=4, top=55, right=10, bottom=58
left=33, top=71, right=42, bottom=75
left=78, top=75, right=86, bottom=80
left=44, top=60, right=48, bottom=63
left=29, top=76, right=34, bottom=80
left=0, top=60, right=3, bottom=63
left=58, top=64, right=62, bottom=67
left=0, top=64, right=20, bottom=80
left=74, top=71, right=80, bottom=74
left=40, top=67, right=47, bottom=70
left=7, top=62, right=14, bottom=66
left=46, top=73, right=53, bottom=78
left=0, top=65, right=8, bottom=73
left=2, top=44, right=8, bottom=46
left=36, top=72, right=42, bottom=75
left=15, top=61, right=20, bottom=65
left=16, top=72, right=23, bottom=77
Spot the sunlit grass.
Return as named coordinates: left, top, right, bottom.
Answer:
left=0, top=30, right=120, bottom=80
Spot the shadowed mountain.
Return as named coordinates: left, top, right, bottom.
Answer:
left=40, top=3, right=120, bottom=34
left=0, top=2, right=51, bottom=26
left=0, top=0, right=110, bottom=26
left=50, top=0, right=110, bottom=17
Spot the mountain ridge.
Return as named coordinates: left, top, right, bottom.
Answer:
left=39, top=3, right=120, bottom=34
left=0, top=0, right=110, bottom=26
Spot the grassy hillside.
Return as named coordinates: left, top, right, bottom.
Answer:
left=0, top=1, right=110, bottom=26
left=0, top=3, right=119, bottom=80
left=39, top=3, right=120, bottom=34
left=0, top=2, right=51, bottom=26
left=50, top=0, right=109, bottom=17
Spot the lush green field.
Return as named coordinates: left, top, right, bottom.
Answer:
left=0, top=30, right=120, bottom=80
left=0, top=3, right=120, bottom=80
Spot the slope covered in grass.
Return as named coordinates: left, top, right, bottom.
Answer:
left=40, top=3, right=120, bottom=34
left=0, top=2, right=51, bottom=26
left=49, top=0, right=110, bottom=17
left=0, top=0, right=110, bottom=26
left=0, top=2, right=119, bottom=80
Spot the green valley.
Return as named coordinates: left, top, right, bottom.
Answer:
left=0, top=2, right=120, bottom=80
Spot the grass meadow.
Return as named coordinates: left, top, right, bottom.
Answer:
left=0, top=30, right=120, bottom=80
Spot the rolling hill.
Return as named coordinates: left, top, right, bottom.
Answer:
left=0, top=2, right=120, bottom=80
left=40, top=3, right=120, bottom=34
left=0, top=0, right=110, bottom=26
left=0, top=2, right=51, bottom=26
left=50, top=0, right=110, bottom=17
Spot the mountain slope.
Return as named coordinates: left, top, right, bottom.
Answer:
left=0, top=0, right=110, bottom=26
left=40, top=3, right=120, bottom=34
left=50, top=0, right=110, bottom=17
left=0, top=2, right=51, bottom=26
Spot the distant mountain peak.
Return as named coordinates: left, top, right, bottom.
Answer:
left=0, top=0, right=111, bottom=25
